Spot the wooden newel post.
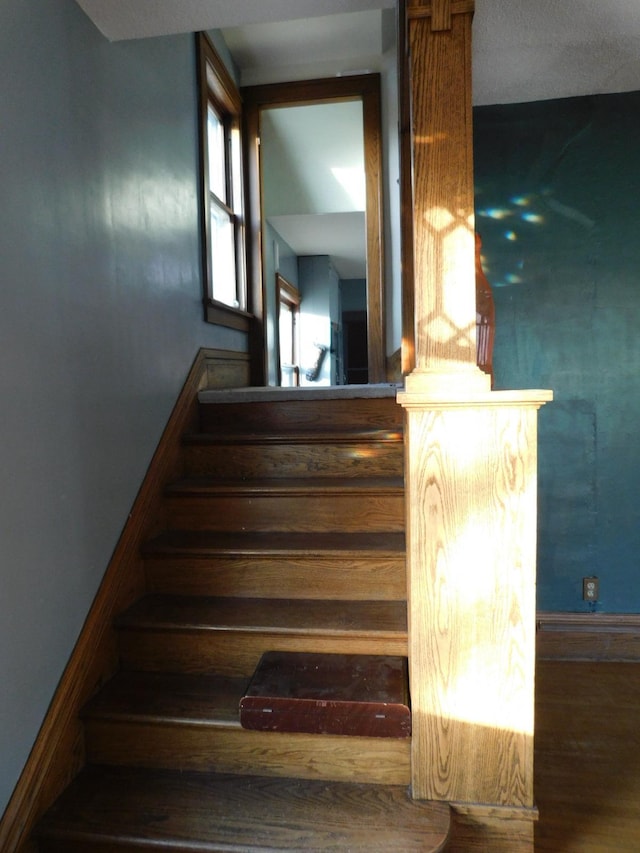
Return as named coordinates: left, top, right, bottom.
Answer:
left=399, top=0, right=552, bottom=840
left=405, top=0, right=487, bottom=393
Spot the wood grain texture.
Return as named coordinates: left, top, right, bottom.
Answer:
left=204, top=349, right=250, bottom=389
left=537, top=612, right=640, bottom=661
left=144, top=530, right=406, bottom=600
left=197, top=396, right=403, bottom=433
left=119, top=629, right=409, bottom=679
left=81, top=669, right=410, bottom=784
left=448, top=811, right=534, bottom=852
left=407, top=3, right=486, bottom=389
left=0, top=348, right=248, bottom=853
left=399, top=0, right=416, bottom=375
left=117, top=595, right=408, bottom=677
left=407, top=0, right=475, bottom=20
left=535, top=660, right=640, bottom=851
left=48, top=661, right=640, bottom=853
left=162, top=477, right=404, bottom=533
left=117, top=595, right=408, bottom=636
left=145, top=552, right=406, bottom=601
left=184, top=434, right=405, bottom=480
left=85, top=720, right=411, bottom=785
left=36, top=767, right=450, bottom=852
left=402, top=402, right=541, bottom=807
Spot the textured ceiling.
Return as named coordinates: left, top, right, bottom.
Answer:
left=75, top=0, right=640, bottom=105
left=74, top=1, right=390, bottom=42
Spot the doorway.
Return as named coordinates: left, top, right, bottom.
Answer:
left=277, top=273, right=301, bottom=387
left=243, top=74, right=385, bottom=386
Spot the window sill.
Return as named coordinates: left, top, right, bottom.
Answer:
left=206, top=299, right=253, bottom=333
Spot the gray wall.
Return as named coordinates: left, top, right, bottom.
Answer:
left=0, top=0, right=242, bottom=815
left=298, top=256, right=341, bottom=386
left=474, top=90, right=640, bottom=613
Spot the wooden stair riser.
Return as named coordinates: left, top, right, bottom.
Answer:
left=145, top=554, right=407, bottom=600
left=198, top=398, right=403, bottom=434
left=162, top=492, right=404, bottom=534
left=83, top=720, right=411, bottom=785
left=118, top=630, right=408, bottom=678
left=183, top=440, right=404, bottom=480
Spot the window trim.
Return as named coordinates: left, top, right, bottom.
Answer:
left=196, top=32, right=250, bottom=331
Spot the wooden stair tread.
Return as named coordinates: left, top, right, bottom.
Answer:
left=37, top=766, right=450, bottom=852
left=117, top=596, right=408, bottom=638
left=83, top=671, right=248, bottom=727
left=165, top=477, right=404, bottom=495
left=143, top=530, right=406, bottom=557
left=184, top=428, right=403, bottom=445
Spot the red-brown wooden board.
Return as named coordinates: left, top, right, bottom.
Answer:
left=240, top=652, right=411, bottom=738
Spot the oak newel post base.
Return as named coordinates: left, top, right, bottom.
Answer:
left=398, top=389, right=552, bottom=813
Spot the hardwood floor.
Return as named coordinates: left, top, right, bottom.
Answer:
left=446, top=659, right=640, bottom=852
left=534, top=660, right=640, bottom=852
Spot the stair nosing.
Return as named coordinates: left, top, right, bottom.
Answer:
left=142, top=530, right=406, bottom=559
left=115, top=596, right=408, bottom=640
left=184, top=429, right=403, bottom=446
left=165, top=476, right=405, bottom=497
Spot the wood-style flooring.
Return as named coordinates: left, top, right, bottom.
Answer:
left=445, top=659, right=640, bottom=852
left=533, top=660, right=640, bottom=852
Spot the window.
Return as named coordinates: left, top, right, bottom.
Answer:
left=197, top=33, right=248, bottom=329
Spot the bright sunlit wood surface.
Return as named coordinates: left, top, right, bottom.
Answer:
left=401, top=398, right=547, bottom=809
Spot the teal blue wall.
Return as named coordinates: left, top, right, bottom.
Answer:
left=474, top=91, right=640, bottom=613
left=0, top=0, right=242, bottom=816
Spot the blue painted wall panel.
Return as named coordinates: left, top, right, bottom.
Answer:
left=474, top=91, right=640, bottom=612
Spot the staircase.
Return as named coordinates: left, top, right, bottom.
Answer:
left=34, top=387, right=450, bottom=852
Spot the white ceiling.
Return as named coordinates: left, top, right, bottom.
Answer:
left=76, top=0, right=640, bottom=105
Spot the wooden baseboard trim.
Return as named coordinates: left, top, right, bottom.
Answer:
left=450, top=803, right=538, bottom=822
left=0, top=348, right=249, bottom=853
left=448, top=803, right=537, bottom=853
left=537, top=612, right=640, bottom=661
left=203, top=348, right=250, bottom=390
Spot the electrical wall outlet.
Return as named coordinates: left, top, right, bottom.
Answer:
left=583, top=576, right=599, bottom=602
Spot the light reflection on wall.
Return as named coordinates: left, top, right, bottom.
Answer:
left=476, top=188, right=594, bottom=288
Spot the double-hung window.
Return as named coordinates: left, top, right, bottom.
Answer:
left=197, top=33, right=248, bottom=327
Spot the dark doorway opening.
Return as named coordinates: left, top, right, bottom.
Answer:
left=343, top=310, right=368, bottom=385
